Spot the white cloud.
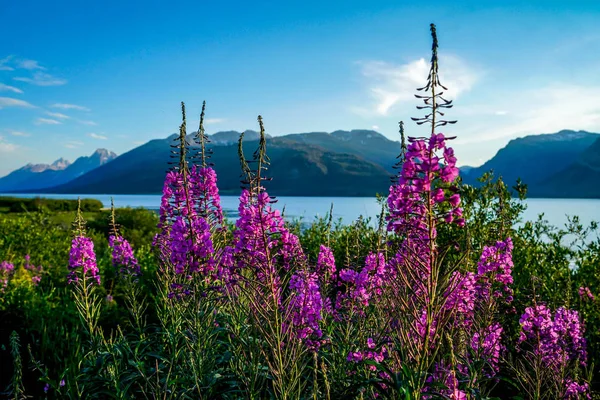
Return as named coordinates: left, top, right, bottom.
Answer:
left=456, top=84, right=600, bottom=145
left=9, top=131, right=30, bottom=137
left=17, top=59, right=45, bottom=70
left=0, top=97, right=34, bottom=108
left=88, top=133, right=107, bottom=140
left=495, top=110, right=507, bottom=116
left=64, top=140, right=83, bottom=149
left=14, top=72, right=67, bottom=86
left=0, top=136, right=17, bottom=152
left=0, top=56, right=14, bottom=71
left=51, top=103, right=90, bottom=111
left=356, top=55, right=479, bottom=116
left=78, top=120, right=97, bottom=126
left=35, top=118, right=61, bottom=125
left=45, top=111, right=70, bottom=119
left=204, top=118, right=226, bottom=124
left=372, top=125, right=379, bottom=130
left=0, top=83, right=23, bottom=94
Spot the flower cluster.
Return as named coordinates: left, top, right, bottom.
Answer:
left=519, top=304, right=587, bottom=368
left=68, top=236, right=100, bottom=285
left=336, top=252, right=389, bottom=312
left=189, top=166, right=225, bottom=226
left=346, top=337, right=389, bottom=370
left=426, top=363, right=467, bottom=400
left=287, top=270, right=324, bottom=349
left=475, top=238, right=514, bottom=303
left=564, top=379, right=591, bottom=399
left=234, top=190, right=304, bottom=273
left=445, top=271, right=476, bottom=319
left=316, top=245, right=336, bottom=282
left=578, top=286, right=594, bottom=302
left=387, top=133, right=463, bottom=241
left=24, top=255, right=43, bottom=286
left=109, top=235, right=141, bottom=277
left=471, top=322, right=504, bottom=376
left=1, top=261, right=15, bottom=292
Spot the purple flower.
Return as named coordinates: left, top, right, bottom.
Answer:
left=232, top=189, right=305, bottom=304
left=564, top=379, right=590, bottom=399
left=44, top=383, right=50, bottom=393
left=445, top=271, right=476, bottom=320
left=0, top=261, right=15, bottom=292
left=471, top=323, right=504, bottom=376
left=316, top=245, right=336, bottom=281
left=518, top=304, right=587, bottom=368
left=288, top=270, right=324, bottom=349
left=427, top=363, right=467, bottom=400
left=109, top=235, right=141, bottom=277
left=578, top=286, right=594, bottom=301
left=475, top=238, right=514, bottom=303
left=68, top=236, right=100, bottom=285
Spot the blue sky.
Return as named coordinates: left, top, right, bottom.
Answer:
left=1, top=0, right=600, bottom=176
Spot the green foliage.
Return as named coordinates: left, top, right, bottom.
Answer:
left=0, top=196, right=103, bottom=213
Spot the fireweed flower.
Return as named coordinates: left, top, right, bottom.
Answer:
left=233, top=189, right=305, bottom=301
left=23, top=256, right=44, bottom=286
left=475, top=238, right=514, bottom=303
left=387, top=133, right=463, bottom=242
left=426, top=363, right=467, bottom=400
left=316, top=245, right=336, bottom=281
left=287, top=270, right=324, bottom=349
left=564, top=379, right=591, bottom=399
left=109, top=235, right=141, bottom=277
left=471, top=322, right=504, bottom=376
left=189, top=165, right=225, bottom=226
left=518, top=304, right=587, bottom=368
left=168, top=215, right=214, bottom=275
left=0, top=261, right=15, bottom=292
left=445, top=271, right=476, bottom=321
left=336, top=252, right=389, bottom=313
left=578, top=286, right=594, bottom=301
left=68, top=236, right=100, bottom=285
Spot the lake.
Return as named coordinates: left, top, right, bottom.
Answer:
left=5, top=193, right=600, bottom=229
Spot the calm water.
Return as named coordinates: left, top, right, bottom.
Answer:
left=5, top=193, right=600, bottom=229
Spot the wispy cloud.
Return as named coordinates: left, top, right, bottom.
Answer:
left=51, top=103, right=90, bottom=112
left=9, top=130, right=30, bottom=137
left=0, top=83, right=23, bottom=94
left=78, top=120, right=97, bottom=126
left=0, top=56, right=15, bottom=71
left=17, top=59, right=45, bottom=70
left=88, top=133, right=107, bottom=140
left=456, top=84, right=600, bottom=145
left=45, top=111, right=70, bottom=119
left=0, top=56, right=46, bottom=71
left=0, top=97, right=34, bottom=109
left=14, top=72, right=67, bottom=86
left=64, top=140, right=84, bottom=149
left=35, top=117, right=61, bottom=125
left=204, top=118, right=226, bottom=125
left=355, top=55, right=479, bottom=116
left=0, top=136, right=17, bottom=152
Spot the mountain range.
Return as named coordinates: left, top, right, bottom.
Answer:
left=1, top=129, right=599, bottom=197
left=0, top=149, right=117, bottom=192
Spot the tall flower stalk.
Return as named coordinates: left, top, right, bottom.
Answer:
left=69, top=198, right=102, bottom=340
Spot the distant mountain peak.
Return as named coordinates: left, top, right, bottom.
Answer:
left=91, top=148, right=117, bottom=162
left=51, top=157, right=71, bottom=170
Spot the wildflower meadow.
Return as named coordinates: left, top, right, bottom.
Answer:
left=1, top=25, right=599, bottom=399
